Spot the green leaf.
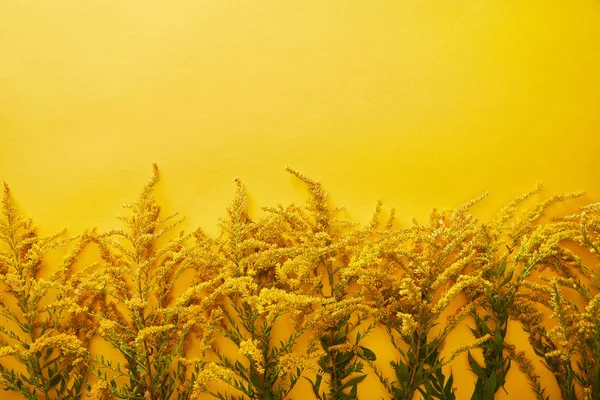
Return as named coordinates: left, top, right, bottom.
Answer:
left=250, top=370, right=261, bottom=390
left=44, top=373, right=62, bottom=391
left=306, top=374, right=323, bottom=398
left=340, top=374, right=367, bottom=391
left=468, top=352, right=486, bottom=381
left=500, top=270, right=514, bottom=287
left=482, top=373, right=497, bottom=400
left=444, top=373, right=454, bottom=397
left=393, top=361, right=410, bottom=383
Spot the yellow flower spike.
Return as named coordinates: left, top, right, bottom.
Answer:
left=88, top=380, right=112, bottom=400
left=0, top=346, right=16, bottom=358
left=239, top=339, right=265, bottom=374
left=442, top=334, right=492, bottom=367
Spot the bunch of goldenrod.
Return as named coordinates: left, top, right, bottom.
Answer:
left=344, top=193, right=493, bottom=400
left=0, top=184, right=91, bottom=400
left=186, top=178, right=327, bottom=400
left=508, top=200, right=600, bottom=400
left=2, top=166, right=600, bottom=400
left=74, top=165, right=206, bottom=400
left=261, top=169, right=378, bottom=400
left=466, top=185, right=583, bottom=400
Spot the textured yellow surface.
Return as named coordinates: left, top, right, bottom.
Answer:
left=1, top=1, right=600, bottom=399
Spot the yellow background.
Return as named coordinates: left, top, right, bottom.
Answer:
left=1, top=1, right=600, bottom=399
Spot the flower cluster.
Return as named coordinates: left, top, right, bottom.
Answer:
left=1, top=167, right=599, bottom=400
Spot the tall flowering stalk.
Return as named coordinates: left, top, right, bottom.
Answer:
left=0, top=183, right=91, bottom=399
left=263, top=169, right=376, bottom=400
left=187, top=179, right=324, bottom=400
left=466, top=186, right=583, bottom=400
left=512, top=200, right=600, bottom=400
left=512, top=276, right=588, bottom=400
left=345, top=195, right=494, bottom=400
left=77, top=165, right=199, bottom=400
left=570, top=202, right=600, bottom=399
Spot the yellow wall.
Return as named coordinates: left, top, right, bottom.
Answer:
left=1, top=1, right=600, bottom=399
